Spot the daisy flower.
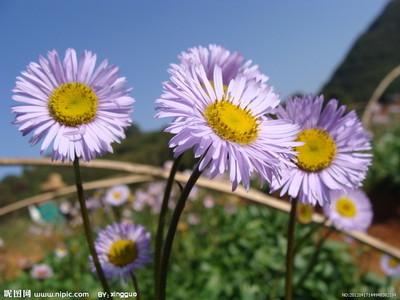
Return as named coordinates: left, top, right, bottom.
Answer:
left=12, top=48, right=134, bottom=162
left=31, top=264, right=54, bottom=280
left=104, top=184, right=131, bottom=206
left=54, top=244, right=68, bottom=258
left=270, top=95, right=372, bottom=206
left=18, top=257, right=35, bottom=271
left=203, top=195, right=215, bottom=208
left=323, top=188, right=373, bottom=232
left=175, top=44, right=268, bottom=86
left=92, top=222, right=151, bottom=280
left=156, top=45, right=300, bottom=190
left=297, top=203, right=313, bottom=224
left=380, top=254, right=400, bottom=276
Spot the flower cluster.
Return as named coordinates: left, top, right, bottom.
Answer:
left=12, top=46, right=372, bottom=207
left=10, top=46, right=379, bottom=292
left=156, top=46, right=372, bottom=205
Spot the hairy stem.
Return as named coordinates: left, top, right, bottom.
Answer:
left=156, top=166, right=203, bottom=300
left=154, top=155, right=182, bottom=295
left=285, top=197, right=298, bottom=300
left=73, top=158, right=112, bottom=298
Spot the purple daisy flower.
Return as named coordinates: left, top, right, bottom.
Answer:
left=156, top=45, right=300, bottom=190
left=323, top=188, right=373, bottom=231
left=270, top=95, right=372, bottom=206
left=380, top=254, right=400, bottom=277
left=31, top=264, right=54, bottom=280
left=91, top=222, right=151, bottom=280
left=176, top=44, right=268, bottom=86
left=12, top=48, right=134, bottom=162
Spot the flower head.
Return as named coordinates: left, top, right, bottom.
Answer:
left=12, top=48, right=134, bottom=162
left=54, top=244, right=68, bottom=258
left=203, top=195, right=215, bottom=208
left=297, top=203, right=313, bottom=224
left=156, top=45, right=299, bottom=190
left=18, top=257, right=35, bottom=271
left=175, top=44, right=268, bottom=85
left=380, top=254, right=400, bottom=276
left=31, top=264, right=53, bottom=280
left=104, top=185, right=131, bottom=207
left=323, top=188, right=373, bottom=231
left=270, top=95, right=372, bottom=206
left=92, top=222, right=151, bottom=280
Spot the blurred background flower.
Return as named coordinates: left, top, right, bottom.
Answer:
left=324, top=188, right=373, bottom=232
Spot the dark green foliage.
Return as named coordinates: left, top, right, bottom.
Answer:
left=1, top=200, right=394, bottom=299
left=322, top=0, right=400, bottom=105
left=365, top=123, right=400, bottom=221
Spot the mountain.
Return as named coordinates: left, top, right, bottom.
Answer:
left=321, top=0, right=400, bottom=105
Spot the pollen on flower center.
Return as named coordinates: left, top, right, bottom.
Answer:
left=204, top=100, right=259, bottom=144
left=389, top=257, right=400, bottom=268
left=294, top=128, right=336, bottom=172
left=336, top=197, right=357, bottom=218
left=297, top=203, right=313, bottom=224
left=107, top=240, right=137, bottom=267
left=48, top=82, right=98, bottom=127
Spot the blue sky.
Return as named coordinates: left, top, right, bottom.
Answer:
left=0, top=0, right=389, bottom=178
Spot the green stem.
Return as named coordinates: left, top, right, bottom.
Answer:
left=131, top=272, right=141, bottom=300
left=285, top=197, right=298, bottom=300
left=73, top=158, right=112, bottom=298
left=154, top=155, right=182, bottom=295
left=156, top=166, right=203, bottom=300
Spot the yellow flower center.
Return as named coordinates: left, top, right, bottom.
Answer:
left=297, top=203, right=313, bottom=224
left=48, top=82, right=98, bottom=127
left=294, top=128, right=336, bottom=172
left=336, top=197, right=357, bottom=218
left=107, top=240, right=137, bottom=267
left=113, top=192, right=121, bottom=199
left=204, top=100, right=259, bottom=144
left=389, top=257, right=400, bottom=268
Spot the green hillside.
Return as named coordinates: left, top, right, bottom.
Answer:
left=321, top=0, right=400, bottom=105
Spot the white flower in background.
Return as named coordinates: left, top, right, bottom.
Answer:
left=187, top=213, right=201, bottom=225
left=203, top=195, right=216, bottom=208
left=59, top=200, right=72, bottom=214
left=104, top=185, right=131, bottom=206
left=54, top=244, right=68, bottom=258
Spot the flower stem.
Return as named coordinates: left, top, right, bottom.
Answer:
left=131, top=272, right=141, bottom=300
left=156, top=166, right=203, bottom=300
left=285, top=197, right=298, bottom=300
left=154, top=155, right=182, bottom=294
left=73, top=158, right=112, bottom=298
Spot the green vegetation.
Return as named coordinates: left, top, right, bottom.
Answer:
left=1, top=187, right=396, bottom=299
left=322, top=0, right=400, bottom=105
